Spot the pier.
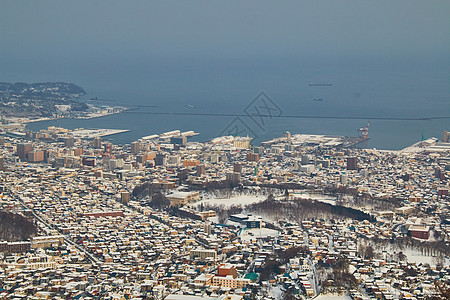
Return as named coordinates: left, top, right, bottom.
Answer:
left=71, top=128, right=129, bottom=139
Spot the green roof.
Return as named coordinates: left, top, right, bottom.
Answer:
left=244, top=272, right=258, bottom=282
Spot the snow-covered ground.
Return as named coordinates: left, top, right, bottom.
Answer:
left=403, top=249, right=435, bottom=265
left=195, top=194, right=267, bottom=208
left=291, top=192, right=337, bottom=205
left=268, top=285, right=284, bottom=300
left=315, top=294, right=351, bottom=300
left=195, top=191, right=337, bottom=209
left=381, top=245, right=449, bottom=267
left=239, top=228, right=279, bottom=241
left=402, top=248, right=448, bottom=266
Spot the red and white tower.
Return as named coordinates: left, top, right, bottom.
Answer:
left=358, top=122, right=370, bottom=139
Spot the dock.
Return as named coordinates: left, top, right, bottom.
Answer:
left=342, top=136, right=369, bottom=148
left=71, top=128, right=129, bottom=139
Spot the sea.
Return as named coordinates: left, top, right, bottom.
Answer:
left=6, top=56, right=449, bottom=150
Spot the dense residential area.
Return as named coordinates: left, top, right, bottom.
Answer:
left=0, top=128, right=449, bottom=299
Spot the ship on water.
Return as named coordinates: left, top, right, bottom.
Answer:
left=309, top=83, right=333, bottom=86
left=313, top=98, right=323, bottom=101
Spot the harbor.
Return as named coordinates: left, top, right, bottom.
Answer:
left=70, top=128, right=130, bottom=139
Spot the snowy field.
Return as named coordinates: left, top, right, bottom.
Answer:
left=195, top=192, right=337, bottom=209
left=239, top=228, right=279, bottom=241
left=402, top=248, right=448, bottom=266
left=195, top=194, right=267, bottom=208
left=380, top=245, right=449, bottom=267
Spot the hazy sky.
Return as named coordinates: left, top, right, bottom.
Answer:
left=1, top=0, right=449, bottom=64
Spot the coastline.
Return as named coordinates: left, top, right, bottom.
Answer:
left=13, top=106, right=449, bottom=151
left=19, top=106, right=129, bottom=125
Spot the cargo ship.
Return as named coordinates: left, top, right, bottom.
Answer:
left=309, top=83, right=333, bottom=87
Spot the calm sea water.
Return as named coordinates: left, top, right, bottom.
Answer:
left=12, top=56, right=450, bottom=150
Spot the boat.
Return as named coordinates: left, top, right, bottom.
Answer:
left=309, top=83, right=333, bottom=87
left=186, top=104, right=196, bottom=108
left=313, top=98, right=323, bottom=101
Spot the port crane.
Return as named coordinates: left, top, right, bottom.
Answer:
left=358, top=122, right=370, bottom=139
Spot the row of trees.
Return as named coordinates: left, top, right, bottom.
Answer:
left=360, top=236, right=449, bottom=262
left=201, top=193, right=376, bottom=225
left=247, top=197, right=375, bottom=223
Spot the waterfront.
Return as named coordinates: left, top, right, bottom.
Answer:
left=26, top=111, right=449, bottom=150
left=19, top=56, right=449, bottom=150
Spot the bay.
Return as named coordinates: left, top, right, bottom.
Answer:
left=14, top=56, right=450, bottom=150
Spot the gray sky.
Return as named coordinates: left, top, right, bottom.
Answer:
left=1, top=0, right=449, bottom=63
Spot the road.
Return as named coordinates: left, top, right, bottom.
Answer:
left=9, top=189, right=102, bottom=265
